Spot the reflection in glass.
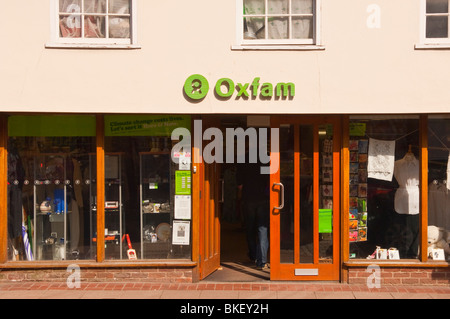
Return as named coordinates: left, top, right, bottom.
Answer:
left=426, top=0, right=449, bottom=13
left=279, top=125, right=294, bottom=263
left=319, top=124, right=333, bottom=263
left=426, top=16, right=448, bottom=38
left=7, top=129, right=96, bottom=261
left=348, top=117, right=419, bottom=260
left=428, top=118, right=450, bottom=233
left=299, top=125, right=313, bottom=263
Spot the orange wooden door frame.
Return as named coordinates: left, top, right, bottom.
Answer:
left=270, top=116, right=341, bottom=281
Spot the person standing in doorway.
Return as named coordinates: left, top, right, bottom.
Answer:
left=237, top=162, right=270, bottom=270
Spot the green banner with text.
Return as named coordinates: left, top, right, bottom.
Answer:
left=105, top=115, right=191, bottom=137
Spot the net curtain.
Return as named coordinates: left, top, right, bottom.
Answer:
left=244, top=0, right=313, bottom=39
left=59, top=0, right=130, bottom=38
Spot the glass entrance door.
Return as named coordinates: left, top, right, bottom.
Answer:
left=270, top=116, right=340, bottom=281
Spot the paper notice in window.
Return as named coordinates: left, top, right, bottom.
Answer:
left=175, top=195, right=191, bottom=220
left=172, top=221, right=190, bottom=245
left=367, top=138, right=395, bottom=182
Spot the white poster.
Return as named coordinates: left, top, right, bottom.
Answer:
left=367, top=138, right=396, bottom=181
left=175, top=195, right=191, bottom=219
left=172, top=221, right=190, bottom=245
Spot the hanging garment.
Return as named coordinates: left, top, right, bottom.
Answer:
left=447, top=153, right=450, bottom=191
left=367, top=138, right=396, bottom=181
left=393, top=153, right=420, bottom=215
left=428, top=181, right=450, bottom=230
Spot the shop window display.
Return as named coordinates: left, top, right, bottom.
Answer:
left=7, top=115, right=96, bottom=261
left=348, top=117, right=420, bottom=260
left=427, top=117, right=450, bottom=261
left=104, top=115, right=192, bottom=260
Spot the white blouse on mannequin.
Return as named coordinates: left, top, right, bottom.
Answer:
left=393, top=152, right=420, bottom=215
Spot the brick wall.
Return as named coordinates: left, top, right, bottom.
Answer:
left=0, top=267, right=194, bottom=283
left=348, top=267, right=450, bottom=286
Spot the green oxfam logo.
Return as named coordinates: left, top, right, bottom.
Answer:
left=184, top=74, right=295, bottom=101
left=184, top=74, right=209, bottom=100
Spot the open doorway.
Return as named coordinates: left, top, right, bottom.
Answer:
left=204, top=163, right=270, bottom=282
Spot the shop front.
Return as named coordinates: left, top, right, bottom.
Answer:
left=0, top=113, right=449, bottom=285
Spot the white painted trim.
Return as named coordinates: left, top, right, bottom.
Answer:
left=45, top=43, right=141, bottom=49
left=231, top=44, right=325, bottom=51
left=414, top=43, right=450, bottom=49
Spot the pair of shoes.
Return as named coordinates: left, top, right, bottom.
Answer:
left=256, top=263, right=270, bottom=271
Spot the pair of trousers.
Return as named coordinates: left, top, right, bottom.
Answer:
left=245, top=200, right=269, bottom=267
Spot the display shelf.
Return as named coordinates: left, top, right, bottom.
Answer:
left=89, top=153, right=125, bottom=260
left=139, top=152, right=173, bottom=259
left=32, top=154, right=70, bottom=261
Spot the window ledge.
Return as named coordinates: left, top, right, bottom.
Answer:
left=45, top=43, right=141, bottom=50
left=415, top=43, right=450, bottom=50
left=0, top=260, right=196, bottom=269
left=345, top=260, right=449, bottom=268
left=231, top=44, right=325, bottom=51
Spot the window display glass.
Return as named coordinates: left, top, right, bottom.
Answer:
left=7, top=115, right=96, bottom=261
left=348, top=116, right=420, bottom=260
left=427, top=117, right=450, bottom=261
left=103, top=115, right=191, bottom=260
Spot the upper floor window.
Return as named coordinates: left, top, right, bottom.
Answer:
left=50, top=0, right=137, bottom=47
left=423, top=0, right=450, bottom=43
left=236, top=0, right=321, bottom=48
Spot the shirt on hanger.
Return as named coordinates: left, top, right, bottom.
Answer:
left=393, top=153, right=420, bottom=215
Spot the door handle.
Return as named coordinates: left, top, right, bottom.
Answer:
left=273, top=182, right=284, bottom=210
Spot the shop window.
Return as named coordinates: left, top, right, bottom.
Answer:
left=51, top=0, right=136, bottom=46
left=103, top=115, right=192, bottom=260
left=7, top=115, right=96, bottom=261
left=427, top=117, right=450, bottom=261
left=236, top=0, right=321, bottom=47
left=422, top=0, right=450, bottom=43
left=348, top=116, right=420, bottom=260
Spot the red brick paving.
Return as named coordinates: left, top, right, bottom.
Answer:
left=0, top=281, right=449, bottom=294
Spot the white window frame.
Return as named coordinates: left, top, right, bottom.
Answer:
left=418, top=0, right=450, bottom=48
left=233, top=0, right=323, bottom=50
left=46, top=0, right=139, bottom=49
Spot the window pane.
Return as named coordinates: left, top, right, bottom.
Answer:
left=426, top=0, right=449, bottom=13
left=85, top=0, right=107, bottom=14
left=428, top=118, right=450, bottom=232
left=279, top=125, right=294, bottom=263
left=268, top=17, right=289, bottom=39
left=59, top=0, right=81, bottom=13
left=7, top=115, right=96, bottom=261
left=104, top=115, right=192, bottom=260
left=319, top=125, right=333, bottom=263
left=268, top=0, right=289, bottom=14
left=348, top=117, right=420, bottom=260
left=292, top=0, right=313, bottom=14
left=244, top=17, right=266, bottom=39
left=84, top=16, right=105, bottom=38
left=109, top=17, right=130, bottom=38
left=109, top=0, right=130, bottom=14
left=299, top=125, right=313, bottom=263
left=244, top=0, right=265, bottom=15
left=292, top=16, right=313, bottom=39
left=426, top=16, right=449, bottom=38
left=60, top=16, right=82, bottom=38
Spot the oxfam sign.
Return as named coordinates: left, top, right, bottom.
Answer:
left=184, top=74, right=295, bottom=101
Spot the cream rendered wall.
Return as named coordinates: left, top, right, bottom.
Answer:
left=0, top=0, right=449, bottom=115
